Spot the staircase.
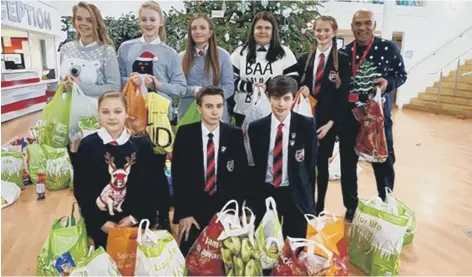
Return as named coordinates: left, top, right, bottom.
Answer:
left=404, top=59, right=472, bottom=118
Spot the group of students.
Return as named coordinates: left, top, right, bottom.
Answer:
left=63, top=1, right=407, bottom=255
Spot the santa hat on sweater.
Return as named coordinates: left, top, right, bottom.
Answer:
left=137, top=51, right=158, bottom=62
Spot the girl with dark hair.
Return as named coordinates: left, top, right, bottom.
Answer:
left=297, top=15, right=349, bottom=215
left=231, top=11, right=299, bottom=127
left=179, top=14, right=234, bottom=123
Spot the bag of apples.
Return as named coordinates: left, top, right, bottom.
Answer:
left=185, top=200, right=240, bottom=276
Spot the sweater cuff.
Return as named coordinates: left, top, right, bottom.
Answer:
left=159, top=82, right=174, bottom=96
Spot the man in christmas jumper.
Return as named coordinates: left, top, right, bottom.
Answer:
left=338, top=10, right=407, bottom=221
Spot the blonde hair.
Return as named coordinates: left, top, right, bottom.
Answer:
left=98, top=91, right=128, bottom=111
left=72, top=2, right=114, bottom=47
left=139, top=1, right=167, bottom=42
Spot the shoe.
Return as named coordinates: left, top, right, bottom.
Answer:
left=345, top=209, right=355, bottom=222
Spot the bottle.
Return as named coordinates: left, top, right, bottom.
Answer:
left=36, top=172, right=46, bottom=200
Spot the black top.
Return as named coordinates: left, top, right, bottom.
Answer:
left=247, top=112, right=317, bottom=216
left=297, top=48, right=350, bottom=126
left=341, top=36, right=408, bottom=109
left=171, top=122, right=249, bottom=224
left=69, top=133, right=169, bottom=235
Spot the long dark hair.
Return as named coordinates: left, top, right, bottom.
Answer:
left=182, top=15, right=221, bottom=86
left=300, top=15, right=340, bottom=89
left=240, top=11, right=285, bottom=64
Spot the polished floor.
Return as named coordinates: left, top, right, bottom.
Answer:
left=2, top=109, right=472, bottom=275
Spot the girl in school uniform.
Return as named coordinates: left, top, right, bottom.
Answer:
left=69, top=91, right=170, bottom=248
left=61, top=1, right=120, bottom=96
left=117, top=1, right=187, bottom=104
left=179, top=14, right=234, bottom=123
left=231, top=11, right=299, bottom=127
left=297, top=16, right=349, bottom=215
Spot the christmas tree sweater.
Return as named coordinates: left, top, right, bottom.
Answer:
left=60, top=40, right=121, bottom=98
left=231, top=45, right=298, bottom=115
left=117, top=37, right=187, bottom=102
left=341, top=37, right=407, bottom=108
left=69, top=130, right=169, bottom=237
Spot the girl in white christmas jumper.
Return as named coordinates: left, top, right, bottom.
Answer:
left=60, top=1, right=120, bottom=97
left=117, top=1, right=187, bottom=105
left=230, top=11, right=299, bottom=127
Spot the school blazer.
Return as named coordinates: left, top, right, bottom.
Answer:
left=172, top=122, right=248, bottom=224
left=247, top=112, right=317, bottom=216
left=297, top=49, right=350, bottom=126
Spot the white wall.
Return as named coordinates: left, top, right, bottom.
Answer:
left=319, top=0, right=472, bottom=107
left=46, top=0, right=185, bottom=18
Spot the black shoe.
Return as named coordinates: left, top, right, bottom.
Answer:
left=345, top=209, right=355, bottom=222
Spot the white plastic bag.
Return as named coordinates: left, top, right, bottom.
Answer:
left=134, top=219, right=185, bottom=276
left=69, top=83, right=98, bottom=140
left=1, top=180, right=21, bottom=209
left=292, top=93, right=313, bottom=118
left=70, top=246, right=121, bottom=276
left=242, top=87, right=271, bottom=166
left=254, top=197, right=284, bottom=270
left=329, top=141, right=362, bottom=180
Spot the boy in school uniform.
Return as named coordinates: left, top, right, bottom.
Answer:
left=172, top=87, right=248, bottom=256
left=247, top=75, right=317, bottom=238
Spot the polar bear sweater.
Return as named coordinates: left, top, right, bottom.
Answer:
left=231, top=45, right=298, bottom=115
left=60, top=40, right=121, bottom=98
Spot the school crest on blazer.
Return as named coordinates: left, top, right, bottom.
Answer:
left=226, top=160, right=234, bottom=172
left=295, top=149, right=305, bottom=162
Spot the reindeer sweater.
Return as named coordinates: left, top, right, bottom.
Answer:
left=69, top=132, right=169, bottom=237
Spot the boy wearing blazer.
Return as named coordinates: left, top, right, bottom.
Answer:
left=172, top=87, right=248, bottom=256
left=247, top=75, right=317, bottom=238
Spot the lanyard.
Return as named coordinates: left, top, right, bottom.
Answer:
left=352, top=39, right=374, bottom=80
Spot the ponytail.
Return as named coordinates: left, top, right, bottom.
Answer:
left=300, top=38, right=318, bottom=85
left=332, top=36, right=341, bottom=89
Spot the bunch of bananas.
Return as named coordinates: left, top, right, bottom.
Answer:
left=221, top=236, right=263, bottom=276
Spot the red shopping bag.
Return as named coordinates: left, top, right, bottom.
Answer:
left=352, top=91, right=388, bottom=163
left=271, top=238, right=310, bottom=276
left=185, top=200, right=240, bottom=276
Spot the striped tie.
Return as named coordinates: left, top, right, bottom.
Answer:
left=273, top=123, right=284, bottom=188
left=109, top=141, right=118, bottom=146
left=313, top=53, right=325, bottom=96
left=205, top=133, right=216, bottom=195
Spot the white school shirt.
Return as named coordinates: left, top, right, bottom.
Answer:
left=265, top=113, right=291, bottom=187
left=202, top=123, right=220, bottom=179
left=312, top=46, right=332, bottom=90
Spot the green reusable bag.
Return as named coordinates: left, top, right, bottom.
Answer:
left=39, top=83, right=72, bottom=148
left=349, top=197, right=409, bottom=276
left=384, top=189, right=416, bottom=245
left=41, top=144, right=72, bottom=190
left=175, top=100, right=201, bottom=133
left=36, top=202, right=89, bottom=276
left=1, top=151, right=25, bottom=189
left=69, top=246, right=121, bottom=276
left=26, top=144, right=72, bottom=190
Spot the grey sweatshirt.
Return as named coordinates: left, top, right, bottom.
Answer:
left=60, top=40, right=121, bottom=98
left=117, top=37, right=187, bottom=103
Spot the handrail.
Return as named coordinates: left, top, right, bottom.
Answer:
left=408, top=25, right=472, bottom=73
left=428, top=48, right=472, bottom=75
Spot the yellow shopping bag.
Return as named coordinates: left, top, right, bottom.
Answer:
left=145, top=93, right=174, bottom=154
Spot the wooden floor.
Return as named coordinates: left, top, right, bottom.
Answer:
left=2, top=109, right=472, bottom=275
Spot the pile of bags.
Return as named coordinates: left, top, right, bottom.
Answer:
left=37, top=203, right=185, bottom=276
